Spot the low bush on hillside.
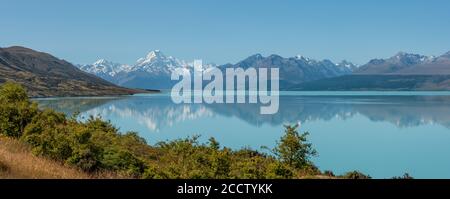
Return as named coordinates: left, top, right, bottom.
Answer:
left=342, top=171, right=372, bottom=179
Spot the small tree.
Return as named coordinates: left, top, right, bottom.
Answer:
left=0, top=82, right=37, bottom=137
left=0, top=82, right=29, bottom=103
left=208, top=137, right=220, bottom=150
left=274, top=124, right=317, bottom=169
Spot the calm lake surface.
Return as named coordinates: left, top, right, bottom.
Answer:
left=35, top=91, right=450, bottom=179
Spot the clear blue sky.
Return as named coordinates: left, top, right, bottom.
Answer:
left=1, top=0, right=450, bottom=65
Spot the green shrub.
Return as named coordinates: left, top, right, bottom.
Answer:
left=142, top=165, right=166, bottom=179
left=0, top=82, right=29, bottom=103
left=0, top=82, right=38, bottom=137
left=342, top=171, right=372, bottom=179
left=20, top=108, right=148, bottom=174
left=101, top=148, right=147, bottom=177
left=392, top=173, right=414, bottom=179
left=324, top=170, right=335, bottom=177
left=230, top=155, right=271, bottom=179
left=266, top=162, right=293, bottom=179
left=273, top=124, right=317, bottom=169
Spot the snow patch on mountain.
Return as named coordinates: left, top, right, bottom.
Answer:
left=78, top=59, right=131, bottom=77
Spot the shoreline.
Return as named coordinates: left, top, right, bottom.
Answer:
left=29, top=89, right=161, bottom=99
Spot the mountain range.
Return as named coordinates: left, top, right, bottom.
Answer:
left=79, top=49, right=450, bottom=91
left=354, top=51, right=450, bottom=75
left=78, top=51, right=355, bottom=89
left=79, top=50, right=199, bottom=89
left=2, top=45, right=450, bottom=96
left=293, top=51, right=450, bottom=91
left=0, top=46, right=143, bottom=97
left=219, top=54, right=355, bottom=89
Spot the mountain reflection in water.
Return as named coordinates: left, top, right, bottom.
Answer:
left=37, top=94, right=450, bottom=130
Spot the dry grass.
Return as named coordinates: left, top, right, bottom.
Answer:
left=0, top=135, right=93, bottom=179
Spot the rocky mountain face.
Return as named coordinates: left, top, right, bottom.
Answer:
left=355, top=51, right=450, bottom=75
left=79, top=51, right=355, bottom=90
left=293, top=51, right=450, bottom=91
left=78, top=59, right=133, bottom=82
left=218, top=54, right=354, bottom=88
left=0, top=46, right=143, bottom=97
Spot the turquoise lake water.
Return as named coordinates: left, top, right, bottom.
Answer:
left=35, top=91, right=450, bottom=179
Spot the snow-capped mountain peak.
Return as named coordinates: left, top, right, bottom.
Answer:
left=147, top=49, right=163, bottom=57
left=295, top=54, right=309, bottom=61
left=78, top=59, right=130, bottom=78
left=390, top=52, right=433, bottom=65
left=79, top=50, right=201, bottom=81
left=145, top=50, right=166, bottom=61
left=337, top=60, right=356, bottom=67
left=93, top=58, right=109, bottom=65
left=137, top=50, right=165, bottom=64
left=336, top=60, right=358, bottom=71
left=132, top=50, right=183, bottom=75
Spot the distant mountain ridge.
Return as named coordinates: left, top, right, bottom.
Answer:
left=0, top=46, right=143, bottom=97
left=79, top=51, right=355, bottom=89
left=78, top=49, right=450, bottom=91
left=293, top=51, right=450, bottom=91
left=78, top=59, right=133, bottom=82
left=218, top=53, right=355, bottom=88
left=355, top=51, right=450, bottom=75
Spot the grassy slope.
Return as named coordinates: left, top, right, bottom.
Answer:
left=0, top=135, right=93, bottom=179
left=0, top=136, right=132, bottom=179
